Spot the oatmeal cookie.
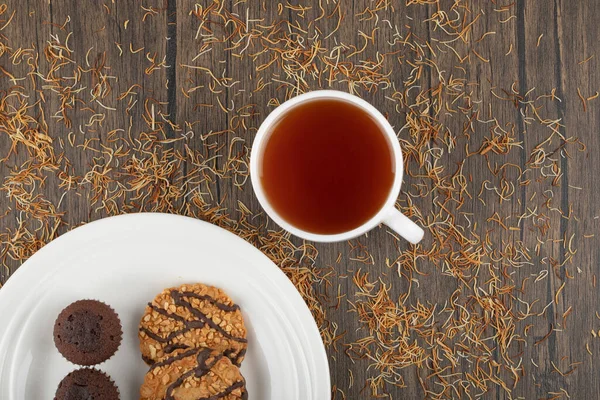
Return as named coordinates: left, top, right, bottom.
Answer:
left=139, top=283, right=247, bottom=366
left=139, top=348, right=247, bottom=400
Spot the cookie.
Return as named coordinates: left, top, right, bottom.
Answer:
left=54, top=368, right=119, bottom=400
left=54, top=300, right=122, bottom=366
left=139, top=283, right=247, bottom=366
left=140, top=348, right=247, bottom=400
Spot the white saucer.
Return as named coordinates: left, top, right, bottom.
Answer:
left=0, top=213, right=330, bottom=399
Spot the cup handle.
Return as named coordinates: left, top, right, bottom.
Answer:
left=382, top=208, right=424, bottom=244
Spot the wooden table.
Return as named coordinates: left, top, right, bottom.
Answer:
left=1, top=1, right=598, bottom=398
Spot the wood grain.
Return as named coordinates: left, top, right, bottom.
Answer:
left=1, top=1, right=599, bottom=398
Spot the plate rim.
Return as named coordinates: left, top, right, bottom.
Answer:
left=0, top=212, right=331, bottom=400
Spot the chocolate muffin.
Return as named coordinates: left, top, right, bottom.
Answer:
left=54, top=300, right=122, bottom=365
left=54, top=368, right=119, bottom=400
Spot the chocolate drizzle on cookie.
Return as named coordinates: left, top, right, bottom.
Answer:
left=200, top=381, right=248, bottom=400
left=159, top=349, right=247, bottom=400
left=170, top=290, right=247, bottom=343
left=198, top=381, right=248, bottom=400
left=179, top=291, right=240, bottom=312
left=139, top=283, right=249, bottom=399
left=141, top=291, right=247, bottom=344
left=151, top=348, right=199, bottom=369
left=224, top=348, right=246, bottom=367
left=139, top=288, right=247, bottom=367
left=140, top=291, right=247, bottom=356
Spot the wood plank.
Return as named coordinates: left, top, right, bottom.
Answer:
left=554, top=0, right=600, bottom=398
left=0, top=1, right=52, bottom=282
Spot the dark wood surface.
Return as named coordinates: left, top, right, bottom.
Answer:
left=1, top=1, right=599, bottom=399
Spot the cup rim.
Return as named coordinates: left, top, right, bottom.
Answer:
left=250, top=90, right=404, bottom=243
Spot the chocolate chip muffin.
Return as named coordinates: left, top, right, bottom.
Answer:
left=54, top=300, right=122, bottom=365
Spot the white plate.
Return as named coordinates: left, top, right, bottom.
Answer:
left=0, top=213, right=330, bottom=400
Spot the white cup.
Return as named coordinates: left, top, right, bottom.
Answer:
left=250, top=90, right=424, bottom=244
